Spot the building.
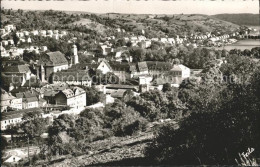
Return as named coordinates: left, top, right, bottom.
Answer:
left=169, top=64, right=190, bottom=79
left=109, top=62, right=131, bottom=82
left=47, top=30, right=53, bottom=36
left=2, top=64, right=32, bottom=81
left=8, top=39, right=14, bottom=45
left=54, top=87, right=86, bottom=108
left=1, top=89, right=23, bottom=112
left=4, top=24, right=15, bottom=32
left=16, top=32, right=24, bottom=38
left=23, top=31, right=30, bottom=36
left=4, top=155, right=22, bottom=164
left=0, top=28, right=6, bottom=35
left=71, top=44, right=79, bottom=65
left=130, top=62, right=149, bottom=77
left=97, top=59, right=113, bottom=74
left=36, top=51, right=69, bottom=81
left=54, top=30, right=59, bottom=34
left=1, top=40, right=8, bottom=46
left=40, top=30, right=47, bottom=36
left=139, top=75, right=153, bottom=85
left=1, top=108, right=43, bottom=130
left=61, top=31, right=67, bottom=35
left=31, top=30, right=39, bottom=36
left=16, top=91, right=39, bottom=109
left=40, top=46, right=48, bottom=51
left=1, top=44, right=9, bottom=57
left=100, top=45, right=114, bottom=56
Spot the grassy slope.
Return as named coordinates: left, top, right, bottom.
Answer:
left=70, top=18, right=108, bottom=35
left=212, top=14, right=260, bottom=26
left=72, top=13, right=240, bottom=37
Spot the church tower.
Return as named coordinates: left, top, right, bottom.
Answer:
left=72, top=44, right=79, bottom=65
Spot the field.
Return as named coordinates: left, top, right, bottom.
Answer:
left=71, top=18, right=108, bottom=35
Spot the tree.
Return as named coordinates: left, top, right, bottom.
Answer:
left=145, top=82, right=260, bottom=165
left=47, top=114, right=75, bottom=156
left=162, top=83, right=171, bottom=92
left=129, top=47, right=146, bottom=62
left=72, top=108, right=107, bottom=141
left=145, top=65, right=260, bottom=165
left=83, top=86, right=105, bottom=105
left=12, top=31, right=19, bottom=46
left=21, top=116, right=48, bottom=145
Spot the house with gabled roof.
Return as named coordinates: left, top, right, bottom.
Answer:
left=15, top=91, right=39, bottom=109
left=97, top=59, right=113, bottom=74
left=4, top=155, right=22, bottom=164
left=169, top=64, right=190, bottom=79
left=1, top=89, right=23, bottom=112
left=3, top=64, right=31, bottom=79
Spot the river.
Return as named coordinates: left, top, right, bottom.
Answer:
left=220, top=39, right=260, bottom=51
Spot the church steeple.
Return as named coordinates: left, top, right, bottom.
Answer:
left=72, top=44, right=79, bottom=64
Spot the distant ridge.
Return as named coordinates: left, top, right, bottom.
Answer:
left=212, top=13, right=259, bottom=26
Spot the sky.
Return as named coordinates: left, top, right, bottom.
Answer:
left=1, top=0, right=259, bottom=15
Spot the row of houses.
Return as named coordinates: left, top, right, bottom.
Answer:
left=1, top=84, right=87, bottom=130
left=1, top=45, right=48, bottom=57
left=16, top=29, right=67, bottom=38
left=1, top=88, right=47, bottom=112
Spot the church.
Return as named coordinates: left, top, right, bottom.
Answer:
left=36, top=45, right=79, bottom=82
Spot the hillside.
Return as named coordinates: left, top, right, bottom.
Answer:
left=36, top=121, right=178, bottom=167
left=85, top=13, right=240, bottom=37
left=212, top=14, right=260, bottom=26
left=1, top=9, right=242, bottom=38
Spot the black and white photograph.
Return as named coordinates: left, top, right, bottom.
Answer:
left=0, top=0, right=259, bottom=166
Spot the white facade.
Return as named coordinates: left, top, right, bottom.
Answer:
left=67, top=92, right=86, bottom=109
left=61, top=31, right=67, bottom=35
left=4, top=155, right=22, bottom=163
left=40, top=30, right=47, bottom=36
left=178, top=64, right=191, bottom=79
left=23, top=101, right=39, bottom=109
left=8, top=40, right=14, bottom=45
left=1, top=117, right=23, bottom=130
left=54, top=30, right=59, bottom=34
left=139, top=76, right=153, bottom=85
left=1, top=40, right=8, bottom=46
left=0, top=28, right=6, bottom=34
left=10, top=98, right=23, bottom=110
left=4, top=25, right=15, bottom=32
left=72, top=45, right=79, bottom=64
left=31, top=30, right=39, bottom=36
left=24, top=31, right=30, bottom=36
left=97, top=61, right=112, bottom=74
left=16, top=32, right=24, bottom=37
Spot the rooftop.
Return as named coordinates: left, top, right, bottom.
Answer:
left=2, top=108, right=43, bottom=121
left=2, top=64, right=30, bottom=73
left=40, top=51, right=68, bottom=66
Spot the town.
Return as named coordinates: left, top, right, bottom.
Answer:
left=1, top=6, right=260, bottom=167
